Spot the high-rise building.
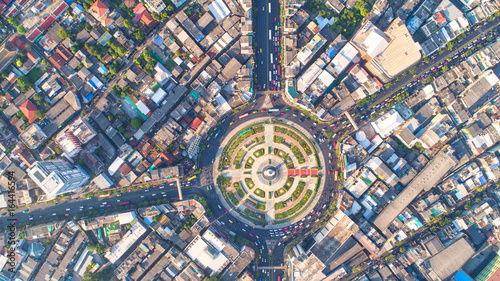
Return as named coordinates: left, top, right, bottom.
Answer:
left=27, top=161, right=90, bottom=200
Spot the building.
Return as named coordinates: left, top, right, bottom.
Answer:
left=89, top=0, right=109, bottom=20
left=185, top=228, right=233, bottom=275
left=144, top=0, right=166, bottom=13
left=27, top=160, right=90, bottom=200
left=55, top=117, right=97, bottom=159
left=373, top=150, right=457, bottom=232
left=105, top=220, right=148, bottom=264
left=19, top=100, right=38, bottom=123
left=361, top=18, right=421, bottom=83
left=371, top=109, right=404, bottom=138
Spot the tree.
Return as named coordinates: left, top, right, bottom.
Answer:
left=131, top=117, right=143, bottom=129
left=424, top=56, right=430, bottom=64
left=95, top=244, right=106, bottom=254
left=152, top=214, right=162, bottom=221
left=8, top=17, right=19, bottom=27
left=179, top=143, right=186, bottom=150
left=446, top=41, right=455, bottom=50
left=17, top=25, right=26, bottom=35
left=124, top=18, right=132, bottom=28
left=34, top=110, right=43, bottom=119
left=399, top=246, right=406, bottom=253
left=58, top=27, right=72, bottom=39
left=33, top=92, right=45, bottom=101
left=194, top=168, right=201, bottom=174
left=385, top=254, right=396, bottom=263
left=409, top=66, right=418, bottom=74
left=15, top=58, right=22, bottom=68
left=17, top=76, right=33, bottom=92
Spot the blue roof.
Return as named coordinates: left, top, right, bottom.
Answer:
left=154, top=35, right=164, bottom=46
left=453, top=270, right=473, bottom=281
left=84, top=93, right=94, bottom=103
left=326, top=48, right=337, bottom=59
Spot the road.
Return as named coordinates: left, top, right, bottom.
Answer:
left=255, top=0, right=281, bottom=91
left=197, top=93, right=352, bottom=280
left=361, top=18, right=500, bottom=110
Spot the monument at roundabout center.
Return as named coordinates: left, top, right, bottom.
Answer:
left=213, top=118, right=326, bottom=229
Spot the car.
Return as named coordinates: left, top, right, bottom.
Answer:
left=117, top=199, right=121, bottom=202
left=224, top=209, right=228, bottom=213
left=274, top=17, right=276, bottom=21
left=228, top=220, right=233, bottom=223
left=23, top=210, right=28, bottom=213
left=141, top=195, right=145, bottom=198
left=261, top=109, right=266, bottom=112
left=66, top=208, right=71, bottom=211
left=117, top=194, right=121, bottom=196
left=328, top=170, right=331, bottom=175
left=52, top=213, right=57, bottom=216
left=29, top=217, right=33, bottom=220
left=80, top=206, right=85, bottom=209
left=159, top=186, right=165, bottom=189
left=280, top=112, right=285, bottom=115
left=144, top=189, right=149, bottom=192
left=218, top=205, right=222, bottom=209
left=152, top=194, right=157, bottom=196
left=230, top=122, right=234, bottom=125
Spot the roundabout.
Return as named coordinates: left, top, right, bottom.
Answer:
left=213, top=118, right=326, bottom=228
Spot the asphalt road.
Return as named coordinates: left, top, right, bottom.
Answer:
left=362, top=18, right=500, bottom=110
left=255, top=0, right=281, bottom=91
left=197, top=94, right=352, bottom=280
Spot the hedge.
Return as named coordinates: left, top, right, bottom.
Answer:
left=254, top=188, right=265, bottom=198
left=275, top=190, right=313, bottom=220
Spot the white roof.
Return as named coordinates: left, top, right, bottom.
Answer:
left=318, top=70, right=334, bottom=86
left=186, top=236, right=229, bottom=273
left=215, top=94, right=231, bottom=115
left=371, top=109, right=404, bottom=138
left=363, top=30, right=390, bottom=58
left=118, top=212, right=136, bottom=224
left=208, top=0, right=230, bottom=22
left=297, top=63, right=322, bottom=93
left=108, top=157, right=125, bottom=176
left=154, top=62, right=172, bottom=85
left=136, top=100, right=151, bottom=116
left=331, top=42, right=358, bottom=75
left=151, top=88, right=168, bottom=105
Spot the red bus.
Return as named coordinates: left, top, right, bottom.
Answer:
left=119, top=201, right=130, bottom=205
left=239, top=113, right=249, bottom=119
left=277, top=65, right=280, bottom=75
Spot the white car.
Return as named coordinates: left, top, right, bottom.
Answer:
left=66, top=208, right=70, bottom=211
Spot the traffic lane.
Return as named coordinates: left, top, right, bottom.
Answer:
left=367, top=20, right=500, bottom=108
left=255, top=0, right=270, bottom=89
left=7, top=186, right=210, bottom=226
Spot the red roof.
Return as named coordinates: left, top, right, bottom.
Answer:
left=123, top=0, right=135, bottom=8
left=19, top=100, right=37, bottom=123
left=6, top=7, right=18, bottom=18
left=435, top=11, right=447, bottom=24
left=52, top=1, right=68, bottom=17
left=160, top=151, right=175, bottom=165
left=27, top=28, right=42, bottom=42
left=26, top=50, right=39, bottom=62
left=56, top=45, right=72, bottom=61
left=90, top=0, right=108, bottom=17
left=9, top=36, right=25, bottom=51
left=48, top=52, right=65, bottom=70
left=141, top=11, right=155, bottom=27
left=133, top=3, right=145, bottom=15
left=189, top=117, right=203, bottom=131
left=39, top=15, right=55, bottom=30
left=119, top=163, right=132, bottom=176
left=17, top=0, right=27, bottom=6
